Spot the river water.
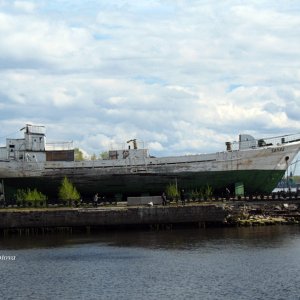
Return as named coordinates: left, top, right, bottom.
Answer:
left=1, top=226, right=300, bottom=300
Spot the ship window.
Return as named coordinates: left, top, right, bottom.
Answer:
left=34, top=139, right=37, bottom=142
left=9, top=145, right=15, bottom=148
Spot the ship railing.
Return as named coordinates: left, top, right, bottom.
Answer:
left=255, top=133, right=300, bottom=147
left=231, top=133, right=300, bottom=151
left=22, top=124, right=46, bottom=135
left=46, top=141, right=74, bottom=151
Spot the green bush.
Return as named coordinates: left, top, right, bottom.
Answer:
left=191, top=189, right=201, bottom=200
left=16, top=188, right=47, bottom=207
left=165, top=183, right=179, bottom=200
left=204, top=185, right=213, bottom=199
left=189, top=186, right=213, bottom=201
left=58, top=177, right=80, bottom=205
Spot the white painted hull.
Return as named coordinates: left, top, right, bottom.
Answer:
left=1, top=141, right=299, bottom=199
left=0, top=141, right=298, bottom=177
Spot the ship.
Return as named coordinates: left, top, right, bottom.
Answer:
left=0, top=124, right=300, bottom=200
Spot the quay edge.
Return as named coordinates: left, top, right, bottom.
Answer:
left=0, top=204, right=228, bottom=232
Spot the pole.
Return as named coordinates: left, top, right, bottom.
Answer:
left=1, top=179, right=5, bottom=203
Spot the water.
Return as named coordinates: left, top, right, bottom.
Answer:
left=1, top=226, right=300, bottom=300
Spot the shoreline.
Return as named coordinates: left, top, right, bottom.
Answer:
left=1, top=199, right=300, bottom=235
left=0, top=203, right=228, bottom=235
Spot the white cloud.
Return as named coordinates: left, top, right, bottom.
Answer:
left=0, top=1, right=300, bottom=159
left=13, top=1, right=36, bottom=13
left=147, top=141, right=164, bottom=152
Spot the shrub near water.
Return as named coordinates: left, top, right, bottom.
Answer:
left=16, top=188, right=47, bottom=207
left=58, top=177, right=80, bottom=205
left=204, top=184, right=213, bottom=200
left=165, top=183, right=179, bottom=201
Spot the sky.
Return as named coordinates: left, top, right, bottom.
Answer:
left=0, top=0, right=300, bottom=160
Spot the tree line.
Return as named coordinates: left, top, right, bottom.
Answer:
left=74, top=148, right=109, bottom=161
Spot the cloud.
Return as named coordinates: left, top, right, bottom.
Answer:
left=13, top=1, right=36, bottom=13
left=0, top=1, right=300, bottom=161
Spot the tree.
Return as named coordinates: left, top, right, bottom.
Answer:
left=58, top=177, right=80, bottom=205
left=16, top=188, right=47, bottom=207
left=165, top=183, right=179, bottom=201
left=204, top=185, right=213, bottom=200
left=74, top=148, right=84, bottom=161
left=100, top=151, right=109, bottom=160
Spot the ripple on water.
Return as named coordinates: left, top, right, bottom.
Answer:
left=0, top=226, right=300, bottom=300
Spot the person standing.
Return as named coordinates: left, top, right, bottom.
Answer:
left=180, top=189, right=185, bottom=205
left=93, top=193, right=98, bottom=207
left=161, top=192, right=167, bottom=206
left=225, top=188, right=230, bottom=200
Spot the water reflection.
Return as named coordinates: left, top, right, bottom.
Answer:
left=1, top=226, right=300, bottom=300
left=1, top=226, right=299, bottom=251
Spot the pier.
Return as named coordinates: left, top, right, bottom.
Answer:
left=0, top=204, right=227, bottom=234
left=2, top=191, right=300, bottom=234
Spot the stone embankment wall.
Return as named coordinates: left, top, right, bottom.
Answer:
left=0, top=205, right=227, bottom=230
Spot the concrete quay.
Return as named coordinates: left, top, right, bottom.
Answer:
left=0, top=204, right=228, bottom=233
